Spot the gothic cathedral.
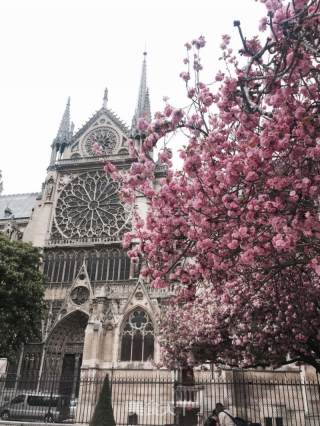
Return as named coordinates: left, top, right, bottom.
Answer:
left=0, top=54, right=169, bottom=395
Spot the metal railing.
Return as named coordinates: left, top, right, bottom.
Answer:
left=0, top=372, right=319, bottom=425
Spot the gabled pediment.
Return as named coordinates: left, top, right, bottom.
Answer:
left=68, top=108, right=130, bottom=159
left=71, top=108, right=129, bottom=146
left=51, top=263, right=93, bottom=330
left=69, top=263, right=93, bottom=301
left=122, top=280, right=157, bottom=317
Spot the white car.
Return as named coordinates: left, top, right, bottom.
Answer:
left=0, top=393, right=73, bottom=423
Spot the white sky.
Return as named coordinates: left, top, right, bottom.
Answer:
left=0, top=0, right=265, bottom=195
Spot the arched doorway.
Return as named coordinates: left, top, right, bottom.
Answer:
left=42, top=310, right=88, bottom=398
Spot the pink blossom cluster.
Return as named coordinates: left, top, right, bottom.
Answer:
left=111, top=0, right=320, bottom=371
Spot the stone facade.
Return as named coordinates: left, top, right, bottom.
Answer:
left=0, top=53, right=169, bottom=393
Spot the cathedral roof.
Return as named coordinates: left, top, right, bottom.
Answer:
left=0, top=192, right=39, bottom=220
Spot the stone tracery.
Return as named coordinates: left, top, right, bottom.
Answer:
left=120, top=309, right=154, bottom=362
left=70, top=286, right=90, bottom=305
left=43, top=248, right=132, bottom=283
left=84, top=126, right=118, bottom=156
left=54, top=171, right=131, bottom=240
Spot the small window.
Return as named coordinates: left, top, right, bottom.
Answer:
left=11, top=395, right=25, bottom=404
left=27, top=396, right=58, bottom=407
left=27, top=396, right=43, bottom=406
left=44, top=397, right=58, bottom=407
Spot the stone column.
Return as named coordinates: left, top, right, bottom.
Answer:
left=101, top=324, right=115, bottom=363
left=82, top=319, right=102, bottom=368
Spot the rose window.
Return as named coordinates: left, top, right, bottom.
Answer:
left=84, top=127, right=118, bottom=156
left=54, top=171, right=131, bottom=240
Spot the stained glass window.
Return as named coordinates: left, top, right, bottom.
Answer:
left=120, top=310, right=154, bottom=362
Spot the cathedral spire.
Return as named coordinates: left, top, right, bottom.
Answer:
left=131, top=51, right=151, bottom=134
left=49, top=97, right=72, bottom=165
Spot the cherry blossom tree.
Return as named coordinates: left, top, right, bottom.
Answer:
left=108, top=0, right=320, bottom=371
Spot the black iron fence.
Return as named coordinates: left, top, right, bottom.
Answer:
left=0, top=372, right=320, bottom=425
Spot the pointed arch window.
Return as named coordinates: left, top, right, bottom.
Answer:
left=120, top=309, right=154, bottom=362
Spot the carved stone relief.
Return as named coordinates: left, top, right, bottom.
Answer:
left=57, top=174, right=73, bottom=192
left=70, top=286, right=90, bottom=305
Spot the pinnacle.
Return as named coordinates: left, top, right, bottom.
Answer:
left=103, top=88, right=108, bottom=109
left=56, top=97, right=71, bottom=142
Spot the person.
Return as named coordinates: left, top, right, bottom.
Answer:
left=204, top=410, right=219, bottom=426
left=215, top=402, right=235, bottom=426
